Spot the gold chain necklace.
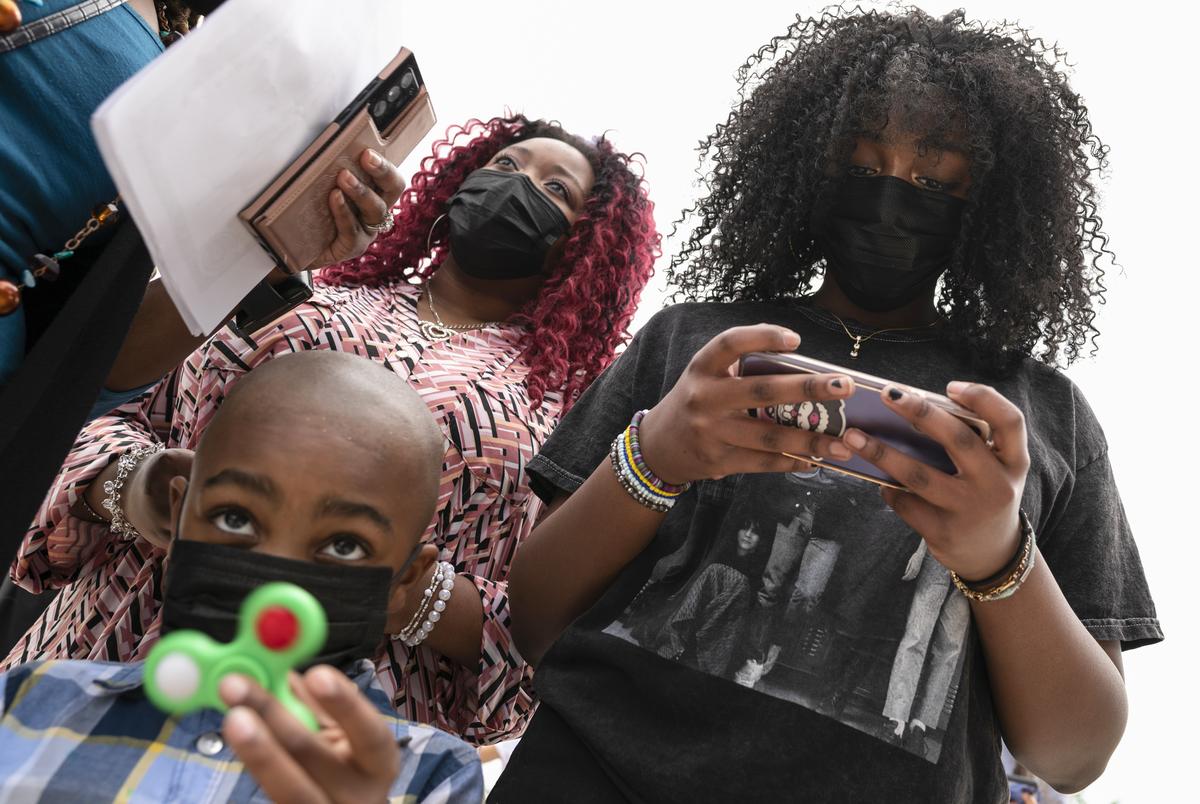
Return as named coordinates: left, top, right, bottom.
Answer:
left=827, top=310, right=941, bottom=359
left=417, top=285, right=503, bottom=342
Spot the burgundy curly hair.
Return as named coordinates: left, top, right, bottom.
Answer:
left=319, top=114, right=660, bottom=408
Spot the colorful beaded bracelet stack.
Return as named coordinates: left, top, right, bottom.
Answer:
left=400, top=561, right=455, bottom=647
left=102, top=443, right=164, bottom=540
left=949, top=510, right=1037, bottom=603
left=609, top=410, right=692, bottom=513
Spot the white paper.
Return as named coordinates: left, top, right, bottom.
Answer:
left=91, top=0, right=405, bottom=335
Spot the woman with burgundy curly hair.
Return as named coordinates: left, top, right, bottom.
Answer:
left=1, top=113, right=660, bottom=744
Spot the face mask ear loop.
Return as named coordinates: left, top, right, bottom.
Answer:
left=425, top=213, right=448, bottom=257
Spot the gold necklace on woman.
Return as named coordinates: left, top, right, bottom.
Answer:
left=418, top=285, right=503, bottom=342
left=827, top=310, right=941, bottom=359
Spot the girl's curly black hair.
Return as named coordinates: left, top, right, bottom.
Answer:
left=668, top=5, right=1113, bottom=373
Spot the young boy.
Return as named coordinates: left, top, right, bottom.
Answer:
left=0, top=352, right=483, bottom=802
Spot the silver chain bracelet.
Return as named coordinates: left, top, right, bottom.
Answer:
left=101, top=443, right=164, bottom=540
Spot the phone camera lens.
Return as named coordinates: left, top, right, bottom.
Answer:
left=400, top=69, right=416, bottom=91
left=371, top=99, right=389, bottom=119
left=386, top=85, right=402, bottom=103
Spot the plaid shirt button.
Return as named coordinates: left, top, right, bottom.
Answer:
left=195, top=732, right=224, bottom=756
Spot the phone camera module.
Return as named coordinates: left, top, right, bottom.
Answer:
left=400, top=69, right=416, bottom=92
left=385, top=85, right=402, bottom=103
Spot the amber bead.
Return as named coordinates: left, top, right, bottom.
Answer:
left=0, top=1, right=20, bottom=34
left=0, top=279, right=20, bottom=316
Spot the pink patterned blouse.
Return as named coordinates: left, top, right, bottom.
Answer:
left=2, top=281, right=561, bottom=745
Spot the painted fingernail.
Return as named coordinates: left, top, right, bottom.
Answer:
left=844, top=429, right=867, bottom=450
left=947, top=381, right=970, bottom=395
left=830, top=442, right=853, bottom=460
left=887, top=387, right=904, bottom=402
left=365, top=149, right=382, bottom=167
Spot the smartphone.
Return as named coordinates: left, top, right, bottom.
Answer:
left=239, top=48, right=436, bottom=274
left=738, top=351, right=992, bottom=490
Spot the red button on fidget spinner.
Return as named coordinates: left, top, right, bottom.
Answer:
left=256, top=606, right=300, bottom=651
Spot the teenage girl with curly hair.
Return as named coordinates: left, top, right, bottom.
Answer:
left=2, top=114, right=660, bottom=745
left=498, top=7, right=1161, bottom=801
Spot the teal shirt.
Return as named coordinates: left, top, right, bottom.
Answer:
left=0, top=0, right=163, bottom=384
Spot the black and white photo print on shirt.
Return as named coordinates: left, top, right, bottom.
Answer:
left=603, top=467, right=971, bottom=763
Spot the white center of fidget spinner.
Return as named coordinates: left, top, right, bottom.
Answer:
left=155, top=652, right=202, bottom=701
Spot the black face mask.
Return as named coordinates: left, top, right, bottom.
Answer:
left=816, top=175, right=965, bottom=312
left=161, top=540, right=405, bottom=669
left=446, top=168, right=570, bottom=280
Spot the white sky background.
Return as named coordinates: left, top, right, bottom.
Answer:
left=395, top=1, right=1196, bottom=800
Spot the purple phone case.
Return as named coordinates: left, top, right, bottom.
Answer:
left=739, top=353, right=956, bottom=486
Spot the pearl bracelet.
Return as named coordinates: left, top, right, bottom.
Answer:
left=101, top=443, right=164, bottom=540
left=400, top=561, right=455, bottom=647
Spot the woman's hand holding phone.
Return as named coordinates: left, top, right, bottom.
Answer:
left=262, top=148, right=405, bottom=285
left=316, top=148, right=407, bottom=269
left=842, top=381, right=1030, bottom=583
left=638, top=324, right=856, bottom=486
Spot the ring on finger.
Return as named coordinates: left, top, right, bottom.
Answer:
left=362, top=209, right=395, bottom=235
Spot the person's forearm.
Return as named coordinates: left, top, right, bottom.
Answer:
left=508, top=460, right=665, bottom=666
left=973, top=553, right=1127, bottom=793
left=105, top=279, right=208, bottom=392
left=73, top=457, right=123, bottom=523
left=413, top=571, right=485, bottom=668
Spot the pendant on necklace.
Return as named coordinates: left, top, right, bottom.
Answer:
left=850, top=336, right=863, bottom=359
left=418, top=320, right=455, bottom=342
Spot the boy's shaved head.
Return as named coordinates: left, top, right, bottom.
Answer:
left=194, top=351, right=444, bottom=549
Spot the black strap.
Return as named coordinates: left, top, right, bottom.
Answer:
left=232, top=275, right=313, bottom=338
left=0, top=0, right=128, bottom=53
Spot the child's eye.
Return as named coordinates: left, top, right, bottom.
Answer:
left=917, top=176, right=953, bottom=192
left=545, top=180, right=570, bottom=201
left=493, top=155, right=517, bottom=169
left=847, top=165, right=877, bottom=177
left=319, top=535, right=370, bottom=561
left=211, top=508, right=255, bottom=537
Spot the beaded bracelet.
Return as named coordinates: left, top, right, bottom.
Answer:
left=609, top=411, right=692, bottom=513
left=398, top=561, right=445, bottom=644
left=101, top=443, right=164, bottom=540
left=626, top=411, right=691, bottom=495
left=400, top=561, right=456, bottom=647
left=949, top=511, right=1037, bottom=603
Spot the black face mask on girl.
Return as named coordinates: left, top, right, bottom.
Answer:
left=161, top=540, right=411, bottom=670
left=815, top=175, right=966, bottom=312
left=446, top=168, right=571, bottom=280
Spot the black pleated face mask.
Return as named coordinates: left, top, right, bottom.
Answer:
left=446, top=168, right=571, bottom=280
left=161, top=540, right=403, bottom=669
left=816, top=175, right=966, bottom=312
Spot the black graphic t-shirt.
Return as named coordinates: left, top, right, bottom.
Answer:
left=492, top=302, right=1162, bottom=804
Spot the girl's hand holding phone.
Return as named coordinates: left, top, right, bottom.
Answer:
left=842, top=381, right=1030, bottom=583
left=638, top=324, right=856, bottom=486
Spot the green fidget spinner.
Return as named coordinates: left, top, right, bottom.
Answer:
left=144, top=582, right=328, bottom=731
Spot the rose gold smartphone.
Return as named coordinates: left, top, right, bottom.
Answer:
left=738, top=351, right=992, bottom=490
left=239, top=48, right=436, bottom=274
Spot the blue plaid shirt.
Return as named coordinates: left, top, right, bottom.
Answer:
left=0, top=659, right=483, bottom=803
